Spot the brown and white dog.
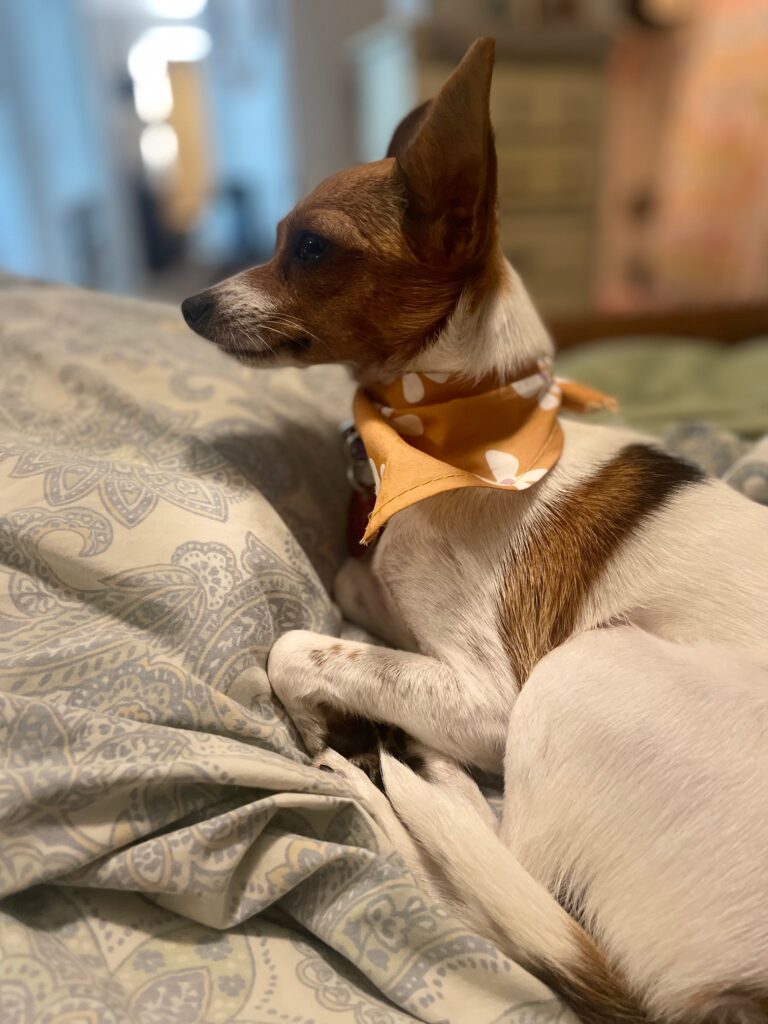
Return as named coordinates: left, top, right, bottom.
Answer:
left=182, top=39, right=768, bottom=1024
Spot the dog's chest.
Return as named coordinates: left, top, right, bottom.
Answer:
left=370, top=489, right=533, bottom=700
left=365, top=421, right=632, bottom=693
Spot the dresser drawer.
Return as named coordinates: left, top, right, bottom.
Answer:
left=491, top=64, right=602, bottom=140
left=501, top=215, right=593, bottom=311
left=417, top=60, right=602, bottom=143
left=497, top=143, right=596, bottom=210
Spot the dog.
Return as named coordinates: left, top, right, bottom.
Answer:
left=182, top=38, right=768, bottom=1024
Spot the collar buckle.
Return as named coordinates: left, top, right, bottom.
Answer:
left=340, top=420, right=375, bottom=494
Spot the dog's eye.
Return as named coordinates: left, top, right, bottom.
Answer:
left=294, top=232, right=329, bottom=263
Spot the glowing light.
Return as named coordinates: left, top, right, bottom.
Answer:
left=146, top=0, right=208, bottom=18
left=128, top=26, right=212, bottom=82
left=133, top=72, right=173, bottom=123
left=140, top=123, right=179, bottom=173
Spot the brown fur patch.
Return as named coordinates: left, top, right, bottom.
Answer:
left=211, top=159, right=471, bottom=377
left=498, top=444, right=705, bottom=685
left=682, top=985, right=768, bottom=1023
left=532, top=923, right=650, bottom=1023
left=395, top=38, right=498, bottom=267
left=386, top=100, right=431, bottom=159
left=309, top=642, right=344, bottom=669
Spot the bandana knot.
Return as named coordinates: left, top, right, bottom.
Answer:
left=353, top=360, right=616, bottom=544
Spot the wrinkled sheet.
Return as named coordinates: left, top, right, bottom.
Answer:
left=0, top=277, right=572, bottom=1024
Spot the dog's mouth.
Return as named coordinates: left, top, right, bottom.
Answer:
left=216, top=333, right=313, bottom=364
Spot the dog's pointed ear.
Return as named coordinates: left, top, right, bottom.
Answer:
left=393, top=37, right=497, bottom=263
left=386, top=100, right=431, bottom=159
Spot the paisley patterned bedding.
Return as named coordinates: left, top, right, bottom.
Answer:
left=1, top=275, right=766, bottom=1024
left=0, top=277, right=573, bottom=1024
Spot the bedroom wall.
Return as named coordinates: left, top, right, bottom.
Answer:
left=3, top=0, right=767, bottom=314
left=280, top=0, right=388, bottom=197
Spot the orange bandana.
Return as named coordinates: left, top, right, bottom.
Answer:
left=353, top=362, right=616, bottom=543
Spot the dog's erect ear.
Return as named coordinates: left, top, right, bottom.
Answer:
left=386, top=101, right=431, bottom=159
left=393, top=37, right=497, bottom=264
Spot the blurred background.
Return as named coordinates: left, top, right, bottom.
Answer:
left=1, top=0, right=768, bottom=317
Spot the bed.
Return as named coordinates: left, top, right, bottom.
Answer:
left=0, top=272, right=766, bottom=1024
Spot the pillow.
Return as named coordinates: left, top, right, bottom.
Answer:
left=0, top=280, right=353, bottom=715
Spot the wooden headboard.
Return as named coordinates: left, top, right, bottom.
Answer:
left=549, top=305, right=768, bottom=350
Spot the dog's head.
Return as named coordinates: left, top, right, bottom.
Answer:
left=182, top=38, right=542, bottom=380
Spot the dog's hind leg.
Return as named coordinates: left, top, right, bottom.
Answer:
left=498, top=627, right=768, bottom=1020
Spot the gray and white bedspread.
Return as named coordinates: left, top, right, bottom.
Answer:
left=0, top=278, right=576, bottom=1024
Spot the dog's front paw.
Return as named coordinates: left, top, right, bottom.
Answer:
left=267, top=630, right=330, bottom=756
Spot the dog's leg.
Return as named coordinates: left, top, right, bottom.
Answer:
left=267, top=630, right=506, bottom=767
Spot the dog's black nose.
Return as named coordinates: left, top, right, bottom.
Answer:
left=181, top=292, right=215, bottom=330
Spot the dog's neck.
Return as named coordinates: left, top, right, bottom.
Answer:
left=405, top=257, right=554, bottom=384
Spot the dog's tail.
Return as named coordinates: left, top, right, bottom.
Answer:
left=380, top=751, right=649, bottom=1024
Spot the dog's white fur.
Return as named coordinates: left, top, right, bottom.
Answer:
left=380, top=630, right=768, bottom=1022
left=265, top=262, right=768, bottom=1021
left=210, top=280, right=316, bottom=368
left=409, top=258, right=554, bottom=380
